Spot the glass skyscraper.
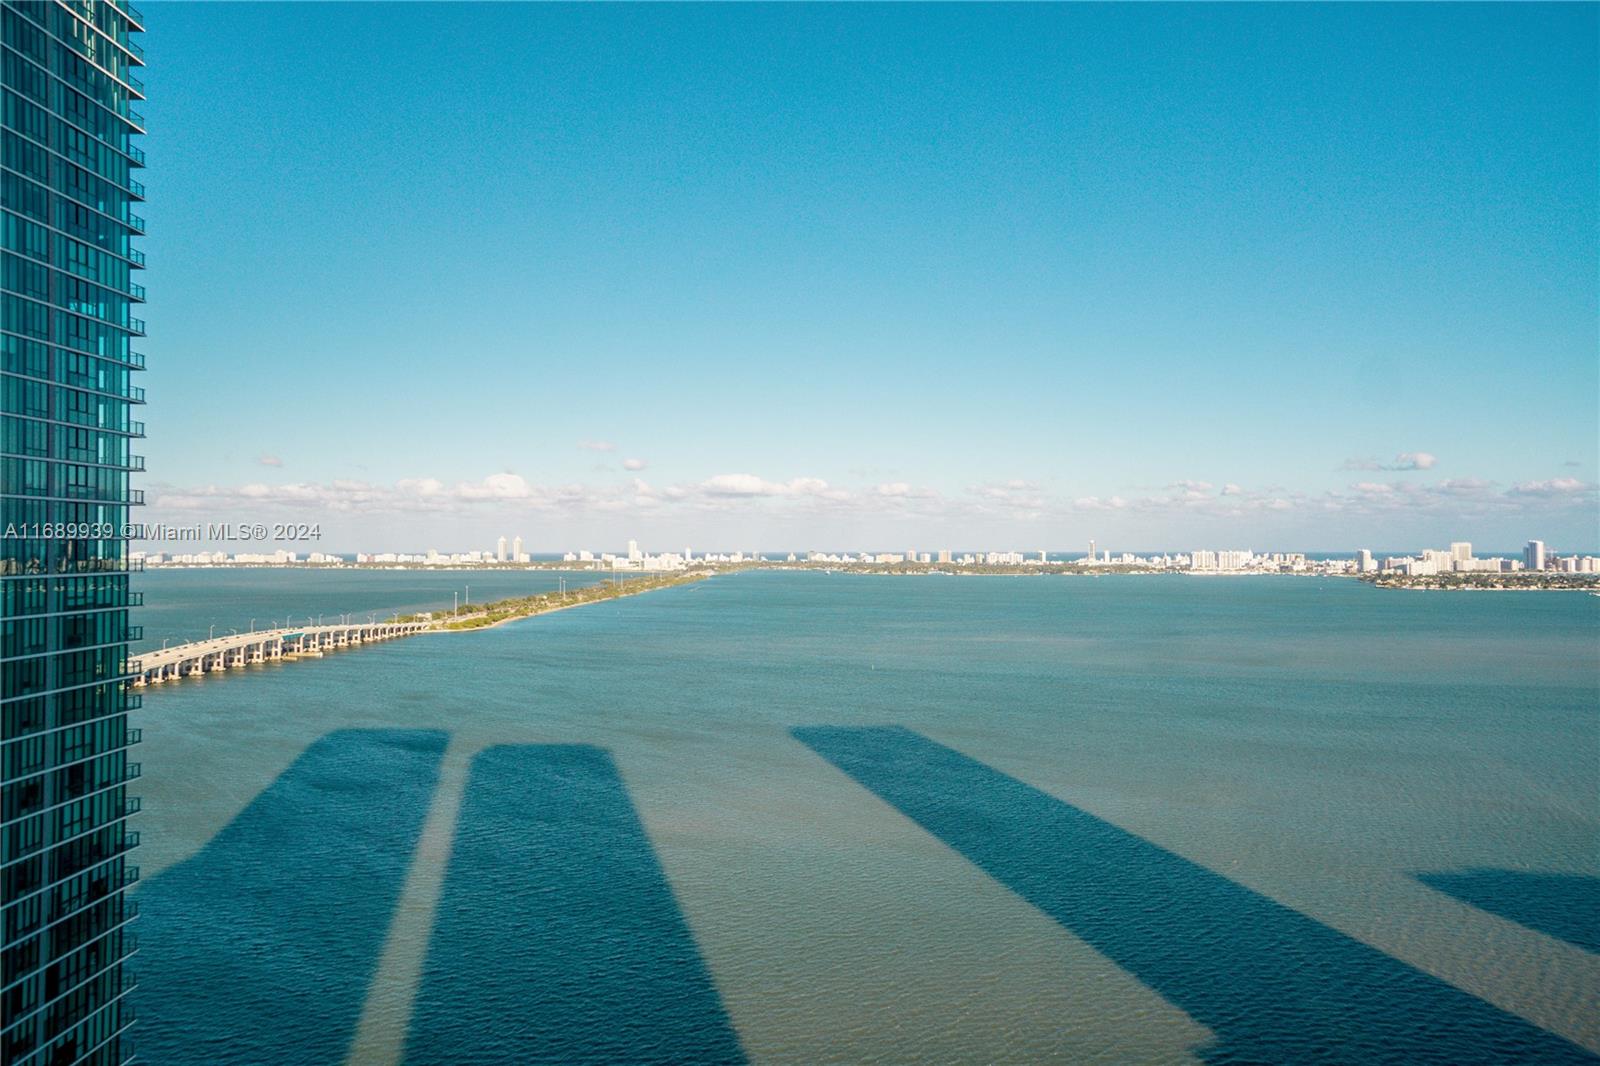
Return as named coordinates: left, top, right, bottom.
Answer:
left=1, top=1, right=145, bottom=1063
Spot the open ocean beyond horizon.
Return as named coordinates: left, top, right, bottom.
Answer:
left=125, top=570, right=1599, bottom=1064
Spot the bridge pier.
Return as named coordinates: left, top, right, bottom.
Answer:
left=134, top=619, right=435, bottom=686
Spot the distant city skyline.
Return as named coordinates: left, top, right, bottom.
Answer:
left=132, top=532, right=1594, bottom=564
left=138, top=4, right=1596, bottom=549
left=136, top=538, right=1600, bottom=586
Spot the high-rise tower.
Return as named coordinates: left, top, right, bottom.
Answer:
left=1, top=2, right=147, bottom=1062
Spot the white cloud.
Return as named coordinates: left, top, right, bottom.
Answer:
left=702, top=473, right=800, bottom=497
left=1433, top=477, right=1494, bottom=495
left=578, top=440, right=616, bottom=453
left=622, top=458, right=647, bottom=471
left=1342, top=451, right=1438, bottom=472
left=455, top=472, right=532, bottom=500
left=257, top=453, right=283, bottom=468
left=1073, top=495, right=1129, bottom=511
left=1508, top=477, right=1589, bottom=497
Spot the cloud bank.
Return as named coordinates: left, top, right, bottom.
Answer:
left=148, top=469, right=1597, bottom=537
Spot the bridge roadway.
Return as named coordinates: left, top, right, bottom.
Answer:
left=131, top=621, right=432, bottom=686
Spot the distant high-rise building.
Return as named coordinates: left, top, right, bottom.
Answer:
left=1421, top=548, right=1454, bottom=572
left=1450, top=542, right=1472, bottom=564
left=512, top=535, right=523, bottom=562
left=1087, top=539, right=1096, bottom=565
left=1356, top=549, right=1375, bottom=573
left=1525, top=540, right=1546, bottom=571
left=496, top=535, right=508, bottom=562
left=937, top=549, right=951, bottom=564
left=1, top=3, right=147, bottom=1062
left=627, top=539, right=641, bottom=562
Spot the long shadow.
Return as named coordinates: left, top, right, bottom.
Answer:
left=794, top=725, right=1597, bottom=1065
left=403, top=744, right=745, bottom=1065
left=1418, top=869, right=1600, bottom=954
left=135, top=728, right=449, bottom=1065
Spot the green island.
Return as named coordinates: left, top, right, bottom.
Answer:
left=401, top=570, right=712, bottom=631
left=1358, top=571, right=1600, bottom=592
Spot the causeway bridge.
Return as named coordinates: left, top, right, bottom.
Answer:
left=132, top=621, right=432, bottom=686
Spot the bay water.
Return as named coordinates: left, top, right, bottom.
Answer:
left=126, top=570, right=1599, bottom=1063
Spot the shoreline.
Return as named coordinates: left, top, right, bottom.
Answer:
left=132, top=573, right=708, bottom=689
left=409, top=572, right=710, bottom=633
left=133, top=563, right=1600, bottom=592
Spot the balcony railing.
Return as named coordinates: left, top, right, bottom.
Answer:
left=126, top=3, right=145, bottom=25
left=129, top=385, right=145, bottom=403
left=127, top=73, right=144, bottom=95
left=127, top=215, right=144, bottom=234
left=124, top=763, right=141, bottom=782
left=128, top=489, right=144, bottom=505
left=128, top=592, right=143, bottom=607
left=127, top=455, right=145, bottom=472
left=127, top=110, right=144, bottom=130
left=128, top=249, right=145, bottom=268
left=126, top=626, right=143, bottom=643
left=125, top=38, right=144, bottom=60
left=125, top=728, right=142, bottom=746
left=123, top=796, right=141, bottom=817
left=128, top=145, right=145, bottom=167
left=129, top=283, right=145, bottom=301
left=127, top=351, right=145, bottom=369
left=119, top=866, right=140, bottom=889
left=128, top=420, right=145, bottom=437
left=127, top=317, right=145, bottom=334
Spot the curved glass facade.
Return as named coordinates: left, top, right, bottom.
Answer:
left=1, top=2, right=144, bottom=1063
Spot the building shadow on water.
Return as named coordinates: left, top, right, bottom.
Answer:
left=403, top=744, right=746, bottom=1065
left=134, top=728, right=449, bottom=1066
left=1417, top=869, right=1600, bottom=955
left=793, top=725, right=1597, bottom=1065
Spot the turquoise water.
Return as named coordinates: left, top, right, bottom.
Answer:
left=131, top=568, right=625, bottom=651
left=128, top=571, right=1600, bottom=1063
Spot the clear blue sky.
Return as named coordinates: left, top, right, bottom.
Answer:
left=138, top=2, right=1597, bottom=553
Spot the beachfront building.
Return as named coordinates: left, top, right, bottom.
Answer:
left=0, top=2, right=147, bottom=1062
